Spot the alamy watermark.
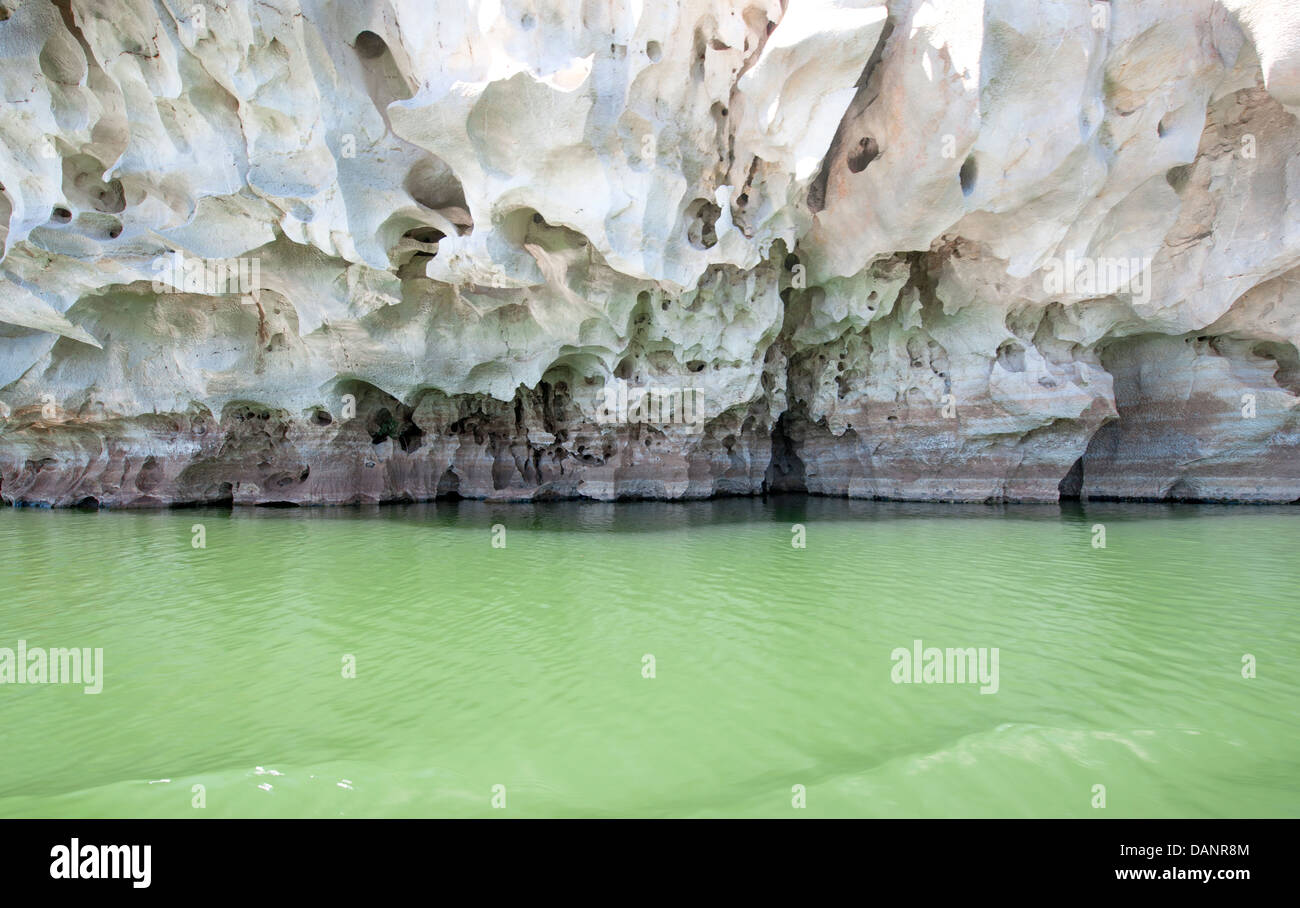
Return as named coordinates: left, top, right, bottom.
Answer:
left=151, top=251, right=261, bottom=299
left=891, top=639, right=999, bottom=694
left=50, top=839, right=150, bottom=888
left=1042, top=252, right=1152, bottom=304
left=596, top=382, right=706, bottom=430
left=0, top=640, right=103, bottom=693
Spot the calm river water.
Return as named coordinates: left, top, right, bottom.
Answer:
left=0, top=498, right=1296, bottom=817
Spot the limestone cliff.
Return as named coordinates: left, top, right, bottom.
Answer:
left=1, top=0, right=1297, bottom=506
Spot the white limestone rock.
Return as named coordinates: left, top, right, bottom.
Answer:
left=0, top=0, right=1297, bottom=505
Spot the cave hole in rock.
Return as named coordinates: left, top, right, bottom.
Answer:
left=368, top=406, right=423, bottom=451
left=1164, top=478, right=1199, bottom=502
left=266, top=464, right=310, bottom=490
left=204, top=482, right=234, bottom=506
left=690, top=26, right=709, bottom=82
left=1166, top=163, right=1192, bottom=193
left=646, top=40, right=662, bottom=62
left=335, top=380, right=425, bottom=453
left=52, top=206, right=72, bottom=223
left=846, top=136, right=879, bottom=173
left=353, top=30, right=388, bottom=59
left=353, top=28, right=414, bottom=110
left=436, top=468, right=462, bottom=499
left=631, top=288, right=652, bottom=314
left=404, top=157, right=471, bottom=233
left=223, top=402, right=273, bottom=423
left=1252, top=341, right=1300, bottom=394
left=685, top=198, right=721, bottom=249
left=392, top=221, right=446, bottom=279
left=1058, top=456, right=1084, bottom=500
left=614, top=355, right=638, bottom=382
left=404, top=225, right=444, bottom=245
left=764, top=409, right=808, bottom=494
left=501, top=207, right=588, bottom=254
left=136, top=455, right=162, bottom=493
left=996, top=339, right=1027, bottom=372
left=63, top=153, right=126, bottom=214
left=959, top=155, right=977, bottom=196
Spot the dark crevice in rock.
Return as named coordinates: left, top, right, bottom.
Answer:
left=353, top=29, right=414, bottom=113
left=685, top=198, right=721, bottom=249
left=436, top=468, right=462, bottom=500
left=1252, top=341, right=1300, bottom=395
left=808, top=13, right=895, bottom=213
left=1166, top=163, right=1193, bottom=193
left=353, top=30, right=388, bottom=59
left=959, top=154, right=978, bottom=196
left=846, top=136, right=880, bottom=173
left=345, top=381, right=424, bottom=453
left=1058, top=456, right=1084, bottom=500
left=203, top=482, right=234, bottom=507
left=404, top=156, right=471, bottom=233
left=764, top=408, right=807, bottom=494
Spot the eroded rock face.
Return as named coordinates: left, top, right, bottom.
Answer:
left=0, top=0, right=1297, bottom=506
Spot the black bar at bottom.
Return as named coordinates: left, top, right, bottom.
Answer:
left=0, top=819, right=1285, bottom=893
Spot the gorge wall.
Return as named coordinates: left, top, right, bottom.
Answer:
left=1, top=0, right=1298, bottom=506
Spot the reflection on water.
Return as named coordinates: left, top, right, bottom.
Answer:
left=0, top=498, right=1296, bottom=817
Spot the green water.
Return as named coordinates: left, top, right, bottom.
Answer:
left=0, top=499, right=1296, bottom=818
